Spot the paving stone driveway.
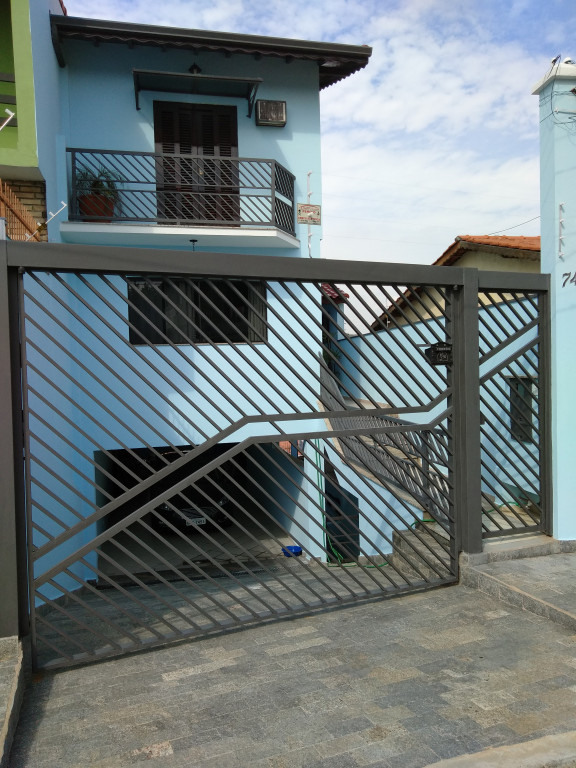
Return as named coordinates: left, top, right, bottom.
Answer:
left=10, top=583, right=576, bottom=768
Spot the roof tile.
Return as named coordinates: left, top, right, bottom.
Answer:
left=457, top=235, right=540, bottom=250
left=433, top=234, right=540, bottom=267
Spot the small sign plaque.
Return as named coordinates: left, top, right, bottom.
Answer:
left=424, top=342, right=452, bottom=366
left=297, top=203, right=321, bottom=225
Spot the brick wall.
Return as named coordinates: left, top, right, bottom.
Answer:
left=3, top=179, right=47, bottom=241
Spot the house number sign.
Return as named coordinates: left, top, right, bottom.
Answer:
left=424, top=342, right=453, bottom=366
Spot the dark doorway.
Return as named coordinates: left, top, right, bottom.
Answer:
left=154, top=102, right=239, bottom=224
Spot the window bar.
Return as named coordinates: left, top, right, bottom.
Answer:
left=273, top=280, right=427, bottom=410
left=312, top=281, right=447, bottom=404
left=24, top=355, right=177, bottom=514
left=93, top=542, right=251, bottom=629
left=164, top=277, right=322, bottom=416
left=68, top=560, right=181, bottom=641
left=251, top=440, right=450, bottom=584
left=103, top=274, right=277, bottom=426
left=97, top=539, right=235, bottom=629
left=29, top=273, right=205, bottom=446
left=130, top=508, right=298, bottom=615
left=36, top=581, right=127, bottom=653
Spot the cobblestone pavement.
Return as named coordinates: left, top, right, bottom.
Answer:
left=9, top=576, right=576, bottom=768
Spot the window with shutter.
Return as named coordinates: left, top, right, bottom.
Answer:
left=154, top=102, right=239, bottom=224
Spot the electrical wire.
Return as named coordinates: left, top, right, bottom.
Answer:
left=485, top=216, right=540, bottom=236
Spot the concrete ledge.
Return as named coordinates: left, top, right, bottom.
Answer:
left=461, top=564, right=576, bottom=633
left=461, top=536, right=576, bottom=567
left=422, top=730, right=576, bottom=767
left=0, top=639, right=25, bottom=768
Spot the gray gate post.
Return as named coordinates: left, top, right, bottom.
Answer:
left=451, top=269, right=482, bottom=554
left=0, top=242, right=23, bottom=639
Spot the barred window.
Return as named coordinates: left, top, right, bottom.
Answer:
left=127, top=277, right=267, bottom=345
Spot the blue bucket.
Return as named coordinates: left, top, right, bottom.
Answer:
left=282, top=545, right=302, bottom=557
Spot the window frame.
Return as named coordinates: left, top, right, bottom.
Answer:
left=508, top=375, right=536, bottom=443
left=127, top=276, right=268, bottom=346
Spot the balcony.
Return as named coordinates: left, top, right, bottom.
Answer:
left=63, top=148, right=298, bottom=249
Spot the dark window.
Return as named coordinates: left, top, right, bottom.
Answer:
left=127, top=278, right=267, bottom=345
left=509, top=376, right=535, bottom=442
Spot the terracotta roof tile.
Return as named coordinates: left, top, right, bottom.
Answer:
left=321, top=283, right=349, bottom=302
left=433, top=234, right=540, bottom=267
left=457, top=235, right=540, bottom=250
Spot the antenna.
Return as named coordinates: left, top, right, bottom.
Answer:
left=26, top=201, right=68, bottom=240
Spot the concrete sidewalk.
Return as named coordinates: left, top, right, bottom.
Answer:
left=5, top=535, right=576, bottom=767
left=0, top=638, right=24, bottom=768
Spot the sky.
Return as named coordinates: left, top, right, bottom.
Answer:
left=64, top=0, right=576, bottom=265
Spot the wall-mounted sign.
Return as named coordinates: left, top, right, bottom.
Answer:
left=297, top=203, right=321, bottom=225
left=424, top=342, right=452, bottom=366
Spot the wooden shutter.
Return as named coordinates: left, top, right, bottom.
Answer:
left=154, top=103, right=237, bottom=157
left=154, top=103, right=238, bottom=223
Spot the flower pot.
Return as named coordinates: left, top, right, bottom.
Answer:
left=79, top=193, right=115, bottom=222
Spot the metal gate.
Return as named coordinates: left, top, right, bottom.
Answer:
left=477, top=279, right=550, bottom=538
left=3, top=244, right=550, bottom=669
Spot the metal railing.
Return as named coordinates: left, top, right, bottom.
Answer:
left=67, top=148, right=296, bottom=234
left=320, top=367, right=451, bottom=519
left=0, top=179, right=41, bottom=241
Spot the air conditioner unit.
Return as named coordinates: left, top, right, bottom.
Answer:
left=255, top=100, right=287, bottom=127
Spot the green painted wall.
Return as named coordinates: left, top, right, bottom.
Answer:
left=0, top=0, right=39, bottom=172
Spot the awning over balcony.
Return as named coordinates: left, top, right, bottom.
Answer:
left=133, top=70, right=262, bottom=115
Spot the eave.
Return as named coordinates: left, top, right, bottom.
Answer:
left=50, top=15, right=372, bottom=89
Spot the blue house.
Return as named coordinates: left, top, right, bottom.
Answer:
left=7, top=4, right=452, bottom=671
left=0, top=3, right=552, bottom=673
left=39, top=13, right=369, bottom=257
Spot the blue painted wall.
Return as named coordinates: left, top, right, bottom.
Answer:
left=533, top=63, right=576, bottom=539
left=28, top=0, right=66, bottom=230
left=336, top=297, right=541, bottom=515
left=48, top=38, right=322, bottom=256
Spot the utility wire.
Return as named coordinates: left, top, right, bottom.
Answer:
left=485, top=215, right=540, bottom=235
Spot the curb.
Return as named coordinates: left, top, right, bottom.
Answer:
left=461, top=562, right=576, bottom=635
left=421, top=730, right=576, bottom=767
left=0, top=639, right=25, bottom=768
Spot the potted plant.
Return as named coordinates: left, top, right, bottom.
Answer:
left=76, top=166, right=122, bottom=221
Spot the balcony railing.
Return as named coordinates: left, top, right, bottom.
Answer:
left=67, top=148, right=296, bottom=235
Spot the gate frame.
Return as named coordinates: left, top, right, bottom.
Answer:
left=0, top=240, right=552, bottom=643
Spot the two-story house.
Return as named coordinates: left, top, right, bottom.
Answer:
left=4, top=4, right=399, bottom=669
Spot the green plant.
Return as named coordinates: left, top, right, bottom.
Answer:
left=76, top=166, right=123, bottom=202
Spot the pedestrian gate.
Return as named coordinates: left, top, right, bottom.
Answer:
left=2, top=244, right=550, bottom=669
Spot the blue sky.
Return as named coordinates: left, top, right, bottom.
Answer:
left=64, top=0, right=576, bottom=264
